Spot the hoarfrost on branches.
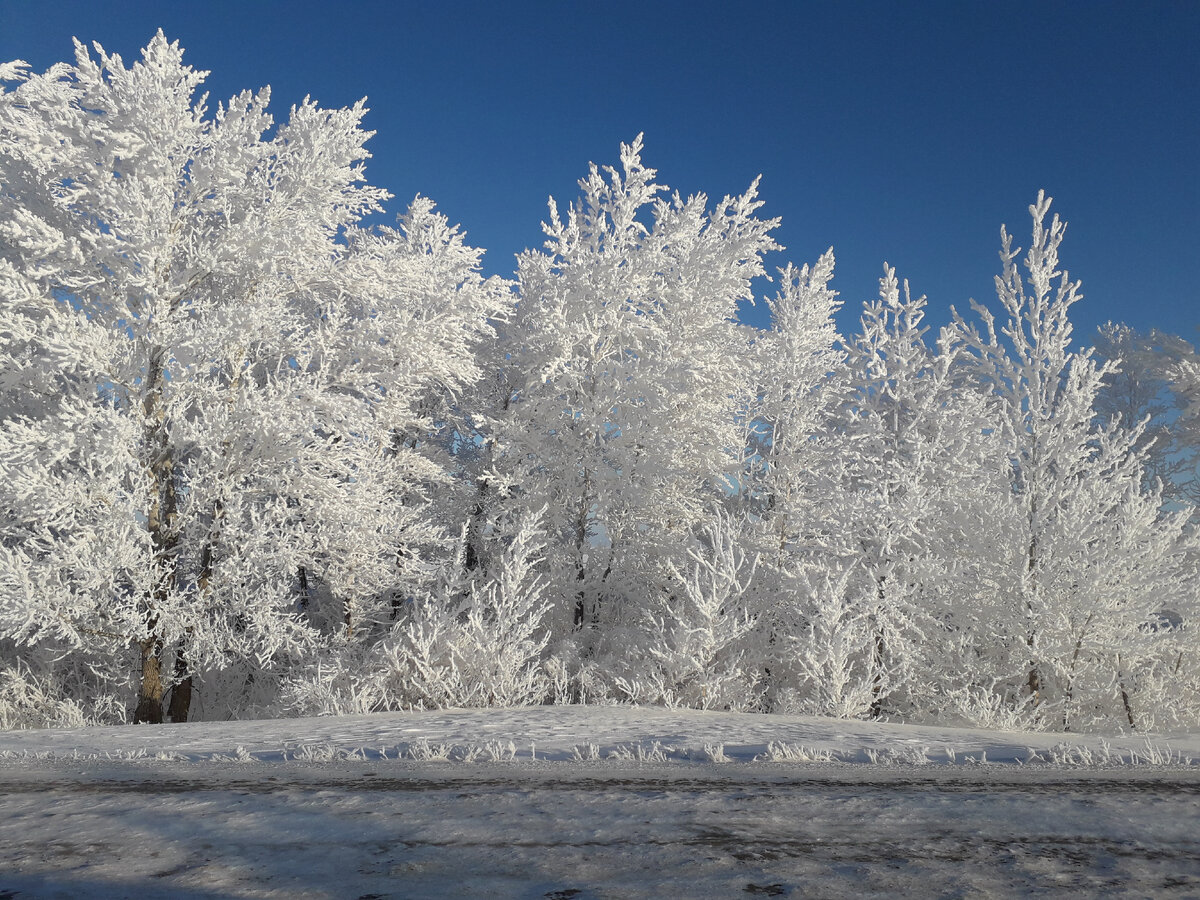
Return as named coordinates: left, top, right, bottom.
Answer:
left=0, top=34, right=1196, bottom=733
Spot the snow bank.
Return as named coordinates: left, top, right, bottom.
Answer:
left=2, top=706, right=1197, bottom=769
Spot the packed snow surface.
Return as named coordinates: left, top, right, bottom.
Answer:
left=2, top=707, right=1199, bottom=898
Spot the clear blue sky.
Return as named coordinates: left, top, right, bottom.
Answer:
left=3, top=1, right=1197, bottom=344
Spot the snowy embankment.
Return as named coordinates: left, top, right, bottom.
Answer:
left=1, top=705, right=1198, bottom=766
left=3, top=709, right=1200, bottom=899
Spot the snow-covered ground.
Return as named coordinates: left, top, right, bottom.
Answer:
left=2, top=707, right=1199, bottom=898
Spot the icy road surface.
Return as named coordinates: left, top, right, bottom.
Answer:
left=1, top=761, right=1199, bottom=899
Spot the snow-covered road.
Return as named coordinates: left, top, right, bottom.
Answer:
left=2, top=760, right=1199, bottom=899
left=2, top=708, right=1199, bottom=897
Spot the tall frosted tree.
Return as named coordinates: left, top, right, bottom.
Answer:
left=738, top=251, right=847, bottom=713
left=947, top=193, right=1196, bottom=730
left=485, top=136, right=779, bottom=676
left=750, top=250, right=844, bottom=557
left=0, top=34, right=508, bottom=723
left=809, top=266, right=1005, bottom=719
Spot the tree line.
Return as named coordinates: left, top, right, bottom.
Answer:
left=1, top=34, right=1197, bottom=732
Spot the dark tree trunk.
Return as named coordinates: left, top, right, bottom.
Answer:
left=135, top=637, right=165, bottom=724
left=573, top=470, right=592, bottom=632
left=1117, top=656, right=1137, bottom=730
left=869, top=630, right=887, bottom=719
left=869, top=572, right=887, bottom=719
left=136, top=345, right=177, bottom=725
left=297, top=564, right=310, bottom=612
left=167, top=643, right=193, bottom=723
left=573, top=572, right=586, bottom=631
left=1025, top=503, right=1042, bottom=708
left=463, top=485, right=488, bottom=575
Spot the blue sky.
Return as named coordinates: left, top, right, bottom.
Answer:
left=3, top=1, right=1197, bottom=344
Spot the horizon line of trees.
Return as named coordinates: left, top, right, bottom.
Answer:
left=2, top=34, right=1198, bottom=733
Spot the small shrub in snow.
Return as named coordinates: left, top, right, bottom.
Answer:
left=1040, top=739, right=1196, bottom=768
left=0, top=663, right=90, bottom=730
left=281, top=510, right=552, bottom=716
left=571, top=743, right=602, bottom=762
left=606, top=741, right=671, bottom=763
left=210, top=745, right=257, bottom=764
left=1129, top=740, right=1194, bottom=766
left=404, top=739, right=454, bottom=762
left=703, top=742, right=732, bottom=763
left=940, top=684, right=1040, bottom=733
left=755, top=742, right=836, bottom=763
left=288, top=743, right=341, bottom=762
left=773, top=568, right=880, bottom=720
left=860, top=744, right=932, bottom=765
left=483, top=740, right=518, bottom=762
left=891, top=745, right=932, bottom=766
left=283, top=743, right=367, bottom=763
left=631, top=509, right=763, bottom=712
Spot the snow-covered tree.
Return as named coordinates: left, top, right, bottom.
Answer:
left=0, top=34, right=508, bottom=723
left=775, top=565, right=880, bottom=719
left=946, top=193, right=1197, bottom=730
left=815, top=266, right=1005, bottom=719
left=735, top=251, right=849, bottom=713
left=487, top=136, right=779, bottom=669
left=747, top=251, right=844, bottom=556
left=2, top=34, right=1195, bottom=734
left=284, top=505, right=551, bottom=713
left=1093, top=323, right=1197, bottom=504
left=615, top=506, right=762, bottom=710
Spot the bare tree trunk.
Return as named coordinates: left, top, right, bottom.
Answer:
left=135, top=345, right=177, bottom=724
left=165, top=498, right=224, bottom=725
left=135, top=636, right=165, bottom=724
left=1024, top=498, right=1042, bottom=708
left=573, top=469, right=592, bottom=632
left=869, top=630, right=887, bottom=719
left=1116, top=655, right=1137, bottom=730
left=868, top=571, right=887, bottom=720
left=1061, top=615, right=1095, bottom=731
left=573, top=572, right=587, bottom=630
left=167, top=644, right=193, bottom=723
left=1026, top=666, right=1042, bottom=706
left=297, top=564, right=310, bottom=612
left=465, top=380, right=510, bottom=577
left=464, top=484, right=489, bottom=575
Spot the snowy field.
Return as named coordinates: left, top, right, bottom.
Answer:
left=2, top=707, right=1200, bottom=899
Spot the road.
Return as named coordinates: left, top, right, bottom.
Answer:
left=1, top=762, right=1198, bottom=898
